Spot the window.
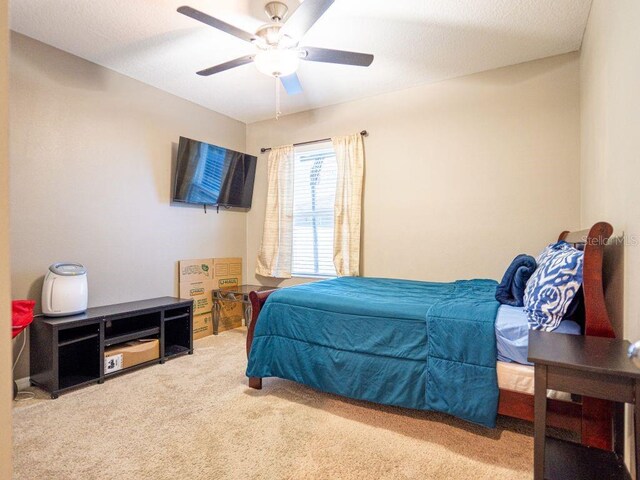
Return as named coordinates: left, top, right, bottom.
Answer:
left=291, top=142, right=337, bottom=277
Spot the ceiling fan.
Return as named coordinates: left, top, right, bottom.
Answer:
left=177, top=0, right=374, bottom=97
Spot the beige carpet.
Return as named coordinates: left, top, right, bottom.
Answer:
left=13, top=328, right=535, bottom=479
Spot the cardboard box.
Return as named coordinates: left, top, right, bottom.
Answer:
left=179, top=257, right=244, bottom=337
left=213, top=257, right=242, bottom=286
left=104, top=339, right=160, bottom=374
left=193, top=312, right=214, bottom=340
left=216, top=298, right=245, bottom=333
left=179, top=259, right=214, bottom=315
left=213, top=258, right=244, bottom=333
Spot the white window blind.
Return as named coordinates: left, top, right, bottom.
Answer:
left=188, top=144, right=226, bottom=204
left=291, top=141, right=337, bottom=277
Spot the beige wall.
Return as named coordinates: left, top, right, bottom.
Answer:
left=581, top=0, right=640, bottom=341
left=246, top=53, right=581, bottom=287
left=580, top=0, right=640, bottom=471
left=0, top=1, right=12, bottom=477
left=10, top=33, right=247, bottom=379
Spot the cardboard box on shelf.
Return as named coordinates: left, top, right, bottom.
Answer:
left=193, top=312, right=214, bottom=340
left=213, top=257, right=244, bottom=333
left=104, top=339, right=160, bottom=374
left=179, top=259, right=214, bottom=315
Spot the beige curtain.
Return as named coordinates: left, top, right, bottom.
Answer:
left=332, top=134, right=364, bottom=277
left=255, top=145, right=295, bottom=278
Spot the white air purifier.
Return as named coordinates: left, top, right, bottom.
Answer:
left=42, top=263, right=88, bottom=317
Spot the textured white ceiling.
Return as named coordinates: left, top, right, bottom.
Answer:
left=10, top=0, right=592, bottom=123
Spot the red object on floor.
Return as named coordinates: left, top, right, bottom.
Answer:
left=12, top=300, right=35, bottom=339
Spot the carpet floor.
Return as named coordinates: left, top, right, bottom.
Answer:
left=13, top=328, right=535, bottom=479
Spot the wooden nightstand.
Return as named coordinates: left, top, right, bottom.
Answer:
left=529, top=330, right=639, bottom=480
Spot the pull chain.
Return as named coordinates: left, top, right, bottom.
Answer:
left=275, top=76, right=281, bottom=120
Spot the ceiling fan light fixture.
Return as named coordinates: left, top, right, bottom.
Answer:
left=254, top=49, right=300, bottom=77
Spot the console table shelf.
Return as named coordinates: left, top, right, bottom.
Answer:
left=58, top=333, right=99, bottom=347
left=544, top=437, right=628, bottom=480
left=30, top=297, right=193, bottom=398
left=104, top=326, right=161, bottom=347
left=164, top=313, right=190, bottom=322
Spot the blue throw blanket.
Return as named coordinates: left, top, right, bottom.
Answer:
left=246, top=277, right=500, bottom=427
left=495, top=254, right=537, bottom=307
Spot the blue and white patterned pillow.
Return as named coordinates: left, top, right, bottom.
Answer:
left=524, top=241, right=584, bottom=332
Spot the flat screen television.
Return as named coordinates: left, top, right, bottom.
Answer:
left=173, top=136, right=257, bottom=209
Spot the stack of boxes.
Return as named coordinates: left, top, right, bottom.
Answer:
left=179, top=257, right=244, bottom=339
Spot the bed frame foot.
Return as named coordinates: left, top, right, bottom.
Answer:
left=249, top=377, right=263, bottom=389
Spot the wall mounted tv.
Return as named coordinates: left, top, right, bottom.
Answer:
left=173, top=136, right=257, bottom=209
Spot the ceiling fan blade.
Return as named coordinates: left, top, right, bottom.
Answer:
left=280, top=73, right=303, bottom=95
left=177, top=6, right=256, bottom=44
left=197, top=55, right=255, bottom=76
left=282, top=0, right=335, bottom=41
left=301, top=47, right=374, bottom=67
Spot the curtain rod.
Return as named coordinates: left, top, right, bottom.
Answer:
left=259, top=130, right=368, bottom=154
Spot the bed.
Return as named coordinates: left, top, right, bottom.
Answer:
left=246, top=222, right=617, bottom=449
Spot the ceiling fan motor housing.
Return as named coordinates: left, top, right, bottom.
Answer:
left=255, top=23, right=285, bottom=47
left=264, top=1, right=289, bottom=22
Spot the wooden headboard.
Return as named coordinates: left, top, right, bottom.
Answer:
left=559, top=222, right=615, bottom=338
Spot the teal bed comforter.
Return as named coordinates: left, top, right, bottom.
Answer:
left=246, top=277, right=501, bottom=427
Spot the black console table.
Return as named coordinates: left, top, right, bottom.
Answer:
left=529, top=330, right=638, bottom=480
left=30, top=297, right=193, bottom=398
